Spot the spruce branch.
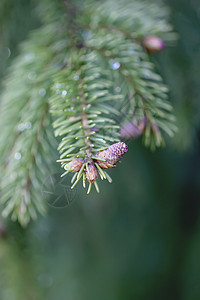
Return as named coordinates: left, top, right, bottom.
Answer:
left=81, top=0, right=177, bottom=42
left=49, top=50, right=124, bottom=193
left=0, top=16, right=66, bottom=225
left=0, top=0, right=177, bottom=225
left=80, top=1, right=177, bottom=148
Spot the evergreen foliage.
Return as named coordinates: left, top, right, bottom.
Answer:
left=0, top=0, right=176, bottom=225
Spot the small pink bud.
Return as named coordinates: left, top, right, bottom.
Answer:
left=64, top=159, right=84, bottom=172
left=142, top=36, right=165, bottom=53
left=120, top=118, right=146, bottom=139
left=86, top=163, right=98, bottom=182
left=120, top=122, right=142, bottom=139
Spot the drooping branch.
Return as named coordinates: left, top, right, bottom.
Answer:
left=0, top=0, right=177, bottom=225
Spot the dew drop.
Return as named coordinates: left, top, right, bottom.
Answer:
left=18, top=123, right=25, bottom=132
left=82, top=30, right=92, bottom=40
left=115, top=86, right=121, bottom=93
left=28, top=72, right=36, bottom=80
left=74, top=75, right=79, bottom=81
left=25, top=122, right=32, bottom=129
left=67, top=106, right=74, bottom=112
left=110, top=61, right=120, bottom=70
left=55, top=83, right=62, bottom=89
left=62, top=90, right=67, bottom=97
left=86, top=104, right=91, bottom=109
left=14, top=152, right=21, bottom=160
left=24, top=53, right=35, bottom=62
left=144, top=71, right=150, bottom=79
left=39, top=88, right=46, bottom=96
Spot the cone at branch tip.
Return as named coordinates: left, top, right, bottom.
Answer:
left=142, top=36, right=165, bottom=53
left=85, top=163, right=98, bottom=183
left=120, top=118, right=146, bottom=139
left=64, top=158, right=84, bottom=172
left=95, top=142, right=128, bottom=169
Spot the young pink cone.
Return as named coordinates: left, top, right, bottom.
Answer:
left=64, top=159, right=84, bottom=172
left=142, top=36, right=165, bottom=53
left=86, top=163, right=98, bottom=183
left=120, top=118, right=146, bottom=139
left=96, top=142, right=128, bottom=169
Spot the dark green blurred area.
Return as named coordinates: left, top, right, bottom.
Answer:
left=0, top=0, right=200, bottom=299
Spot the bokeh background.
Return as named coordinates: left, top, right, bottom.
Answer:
left=0, top=0, right=200, bottom=299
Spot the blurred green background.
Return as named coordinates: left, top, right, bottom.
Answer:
left=0, top=0, right=200, bottom=299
